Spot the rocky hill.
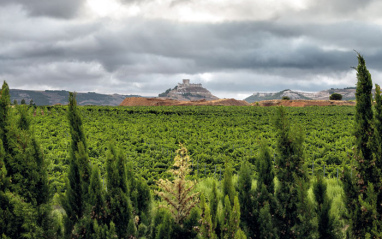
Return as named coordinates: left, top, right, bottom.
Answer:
left=245, top=87, right=356, bottom=103
left=158, top=79, right=219, bottom=101
left=10, top=89, right=140, bottom=106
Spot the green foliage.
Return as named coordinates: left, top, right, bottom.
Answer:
left=357, top=183, right=382, bottom=238
left=281, top=96, right=290, bottom=100
left=20, top=99, right=26, bottom=105
left=106, top=144, right=134, bottom=238
left=347, top=52, right=382, bottom=237
left=154, top=209, right=173, bottom=239
left=76, top=141, right=91, bottom=202
left=257, top=140, right=275, bottom=194
left=221, top=195, right=241, bottom=239
left=237, top=160, right=252, bottom=231
left=354, top=53, right=376, bottom=185
left=210, top=180, right=219, bottom=230
left=88, top=166, right=106, bottom=223
left=61, top=158, right=83, bottom=237
left=258, top=203, right=278, bottom=239
left=61, top=92, right=92, bottom=237
left=0, top=82, right=10, bottom=152
left=274, top=106, right=308, bottom=237
left=329, top=93, right=342, bottom=100
left=293, top=177, right=316, bottom=239
left=68, top=92, right=87, bottom=159
left=313, top=176, right=340, bottom=239
left=199, top=194, right=217, bottom=239
left=222, top=160, right=236, bottom=206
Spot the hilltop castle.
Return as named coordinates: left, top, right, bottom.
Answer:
left=177, top=79, right=202, bottom=90
left=159, top=79, right=218, bottom=101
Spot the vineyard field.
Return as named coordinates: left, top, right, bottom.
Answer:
left=29, top=105, right=355, bottom=193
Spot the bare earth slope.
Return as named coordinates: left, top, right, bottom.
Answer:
left=120, top=97, right=249, bottom=106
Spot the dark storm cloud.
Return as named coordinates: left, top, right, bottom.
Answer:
left=0, top=0, right=85, bottom=18
left=78, top=20, right=382, bottom=74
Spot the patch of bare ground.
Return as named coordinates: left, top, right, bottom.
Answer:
left=119, top=97, right=250, bottom=106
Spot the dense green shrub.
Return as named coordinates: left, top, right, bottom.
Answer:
left=329, top=93, right=342, bottom=100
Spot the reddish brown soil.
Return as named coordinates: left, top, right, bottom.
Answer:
left=119, top=97, right=250, bottom=106
left=252, top=100, right=356, bottom=107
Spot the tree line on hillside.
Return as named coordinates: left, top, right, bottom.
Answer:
left=0, top=53, right=381, bottom=238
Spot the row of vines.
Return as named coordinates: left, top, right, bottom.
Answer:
left=29, top=105, right=355, bottom=194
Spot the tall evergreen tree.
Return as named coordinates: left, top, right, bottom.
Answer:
left=68, top=92, right=91, bottom=200
left=373, top=84, right=382, bottom=217
left=222, top=160, right=236, bottom=206
left=0, top=81, right=10, bottom=153
left=347, top=53, right=382, bottom=237
left=353, top=53, right=378, bottom=186
left=61, top=158, right=83, bottom=237
left=199, top=194, right=217, bottom=239
left=313, top=176, right=340, bottom=239
left=106, top=144, right=134, bottom=238
left=0, top=84, right=55, bottom=238
left=273, top=106, right=308, bottom=238
left=210, top=180, right=219, bottom=230
left=61, top=92, right=92, bottom=237
left=221, top=195, right=241, bottom=239
left=237, top=160, right=252, bottom=230
left=88, top=166, right=106, bottom=223
left=249, top=140, right=277, bottom=238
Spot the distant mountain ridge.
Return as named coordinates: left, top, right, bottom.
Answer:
left=158, top=79, right=219, bottom=101
left=244, top=87, right=357, bottom=103
left=10, top=89, right=140, bottom=106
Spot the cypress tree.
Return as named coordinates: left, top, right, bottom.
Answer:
left=237, top=160, right=252, bottom=231
left=273, top=106, right=307, bottom=238
left=222, top=195, right=232, bottom=239
left=0, top=85, right=54, bottom=237
left=199, top=194, right=217, bottom=239
left=61, top=92, right=92, bottom=237
left=221, top=195, right=241, bottom=239
left=313, top=176, right=339, bottom=239
left=106, top=144, right=134, bottom=238
left=155, top=210, right=173, bottom=239
left=210, top=180, right=219, bottom=229
left=354, top=53, right=377, bottom=186
left=68, top=92, right=91, bottom=201
left=88, top=166, right=106, bottom=223
left=373, top=84, right=382, bottom=217
left=258, top=203, right=278, bottom=239
left=0, top=81, right=10, bottom=153
left=222, top=160, right=236, bottom=206
left=61, top=158, right=83, bottom=237
left=348, top=53, right=382, bottom=237
left=249, top=139, right=277, bottom=238
left=0, top=140, right=9, bottom=237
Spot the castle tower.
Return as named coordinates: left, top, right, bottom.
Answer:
left=183, top=79, right=190, bottom=85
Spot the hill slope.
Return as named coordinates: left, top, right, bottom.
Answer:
left=10, top=89, right=140, bottom=106
left=245, top=88, right=356, bottom=103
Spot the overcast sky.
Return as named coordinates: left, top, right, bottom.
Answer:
left=1, top=0, right=382, bottom=99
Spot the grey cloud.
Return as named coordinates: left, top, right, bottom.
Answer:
left=0, top=0, right=85, bottom=18
left=2, top=2, right=382, bottom=96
